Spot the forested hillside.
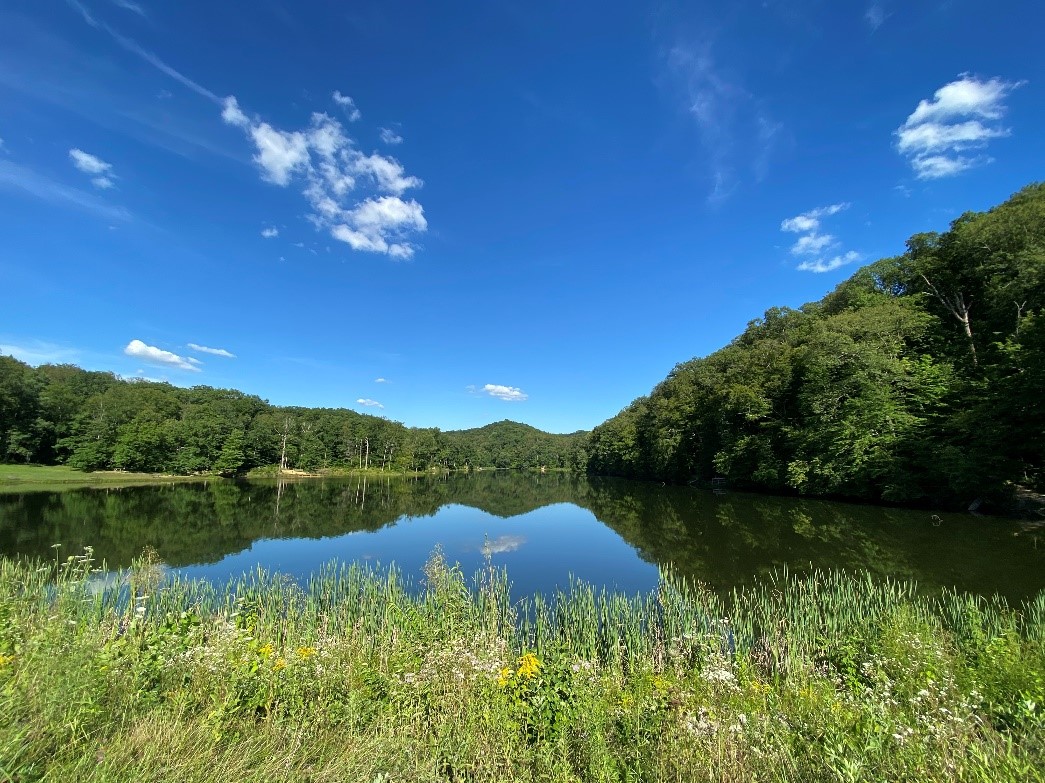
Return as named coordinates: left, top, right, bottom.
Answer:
left=0, top=361, right=585, bottom=474
left=587, top=183, right=1045, bottom=508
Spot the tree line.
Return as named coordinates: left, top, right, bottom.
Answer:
left=0, top=360, right=587, bottom=475
left=588, top=183, right=1045, bottom=510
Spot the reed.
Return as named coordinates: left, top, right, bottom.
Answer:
left=0, top=548, right=1042, bottom=782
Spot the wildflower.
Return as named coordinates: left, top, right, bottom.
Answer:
left=497, top=667, right=512, bottom=688
left=516, top=653, right=540, bottom=679
left=258, top=642, right=275, bottom=658
left=296, top=646, right=316, bottom=660
left=0, top=654, right=14, bottom=670
left=273, top=658, right=286, bottom=672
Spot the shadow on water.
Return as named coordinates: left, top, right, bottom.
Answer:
left=1, top=472, right=1042, bottom=601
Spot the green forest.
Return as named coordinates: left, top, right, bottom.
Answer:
left=3, top=184, right=1044, bottom=510
left=589, top=183, right=1045, bottom=509
left=0, top=363, right=587, bottom=475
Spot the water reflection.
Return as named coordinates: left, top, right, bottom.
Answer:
left=0, top=473, right=1042, bottom=601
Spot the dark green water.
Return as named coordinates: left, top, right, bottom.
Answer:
left=1, top=472, right=1042, bottom=601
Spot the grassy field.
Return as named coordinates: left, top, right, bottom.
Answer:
left=0, top=464, right=209, bottom=493
left=1, top=550, right=1043, bottom=782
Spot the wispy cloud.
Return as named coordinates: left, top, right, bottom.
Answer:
left=332, top=91, right=362, bottom=122
left=356, top=398, right=384, bottom=408
left=261, top=226, right=279, bottom=238
left=781, top=203, right=861, bottom=274
left=124, top=339, right=200, bottom=371
left=864, top=4, right=888, bottom=31
left=221, top=97, right=427, bottom=259
left=0, top=339, right=80, bottom=366
left=895, top=74, right=1023, bottom=179
left=482, top=384, right=528, bottom=402
left=379, top=127, right=403, bottom=145
left=67, top=0, right=220, bottom=102
left=796, top=251, right=862, bottom=274
left=187, top=343, right=235, bottom=358
left=69, top=148, right=116, bottom=189
left=0, top=160, right=130, bottom=221
left=111, top=0, right=146, bottom=15
left=374, top=377, right=388, bottom=383
left=664, top=42, right=780, bottom=202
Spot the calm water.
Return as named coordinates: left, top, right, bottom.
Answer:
left=1, top=472, right=1042, bottom=601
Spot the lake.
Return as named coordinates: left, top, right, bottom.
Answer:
left=1, top=472, right=1042, bottom=601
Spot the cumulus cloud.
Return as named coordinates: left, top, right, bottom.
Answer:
left=482, top=384, right=528, bottom=402
left=187, top=343, right=235, bottom=358
left=781, top=203, right=860, bottom=273
left=896, top=75, right=1023, bottom=179
left=379, top=127, right=403, bottom=145
left=356, top=398, right=384, bottom=408
left=124, top=339, right=200, bottom=371
left=221, top=99, right=426, bottom=258
left=69, top=148, right=117, bottom=189
left=332, top=91, right=361, bottom=121
left=261, top=226, right=279, bottom=238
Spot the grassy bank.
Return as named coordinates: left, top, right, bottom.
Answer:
left=1, top=552, right=1043, bottom=782
left=0, top=464, right=212, bottom=493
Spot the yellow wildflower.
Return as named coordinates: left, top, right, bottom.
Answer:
left=0, top=654, right=14, bottom=670
left=517, top=653, right=541, bottom=679
left=296, top=646, right=316, bottom=660
left=258, top=642, right=275, bottom=658
left=273, top=658, right=286, bottom=672
left=497, top=667, right=513, bottom=688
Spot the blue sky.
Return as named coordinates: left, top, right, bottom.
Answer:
left=1, top=0, right=1042, bottom=433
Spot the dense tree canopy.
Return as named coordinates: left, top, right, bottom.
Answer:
left=0, top=361, right=586, bottom=475
left=587, top=183, right=1045, bottom=509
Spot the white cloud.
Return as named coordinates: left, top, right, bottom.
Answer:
left=69, top=149, right=119, bottom=189
left=895, top=75, right=1023, bottom=179
left=780, top=203, right=849, bottom=234
left=249, top=123, right=309, bottom=185
left=482, top=384, right=528, bottom=402
left=374, top=377, right=388, bottom=383
left=356, top=398, right=384, bottom=408
left=781, top=203, right=859, bottom=273
left=124, top=339, right=200, bottom=371
left=261, top=226, right=279, bottom=238
left=332, top=91, right=361, bottom=121
left=379, top=127, right=403, bottom=145
left=69, top=148, right=110, bottom=175
left=187, top=343, right=236, bottom=358
left=790, top=233, right=835, bottom=256
left=797, top=251, right=862, bottom=274
left=221, top=96, right=250, bottom=128
left=221, top=98, right=427, bottom=258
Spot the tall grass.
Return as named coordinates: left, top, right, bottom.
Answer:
left=1, top=548, right=1043, bottom=782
